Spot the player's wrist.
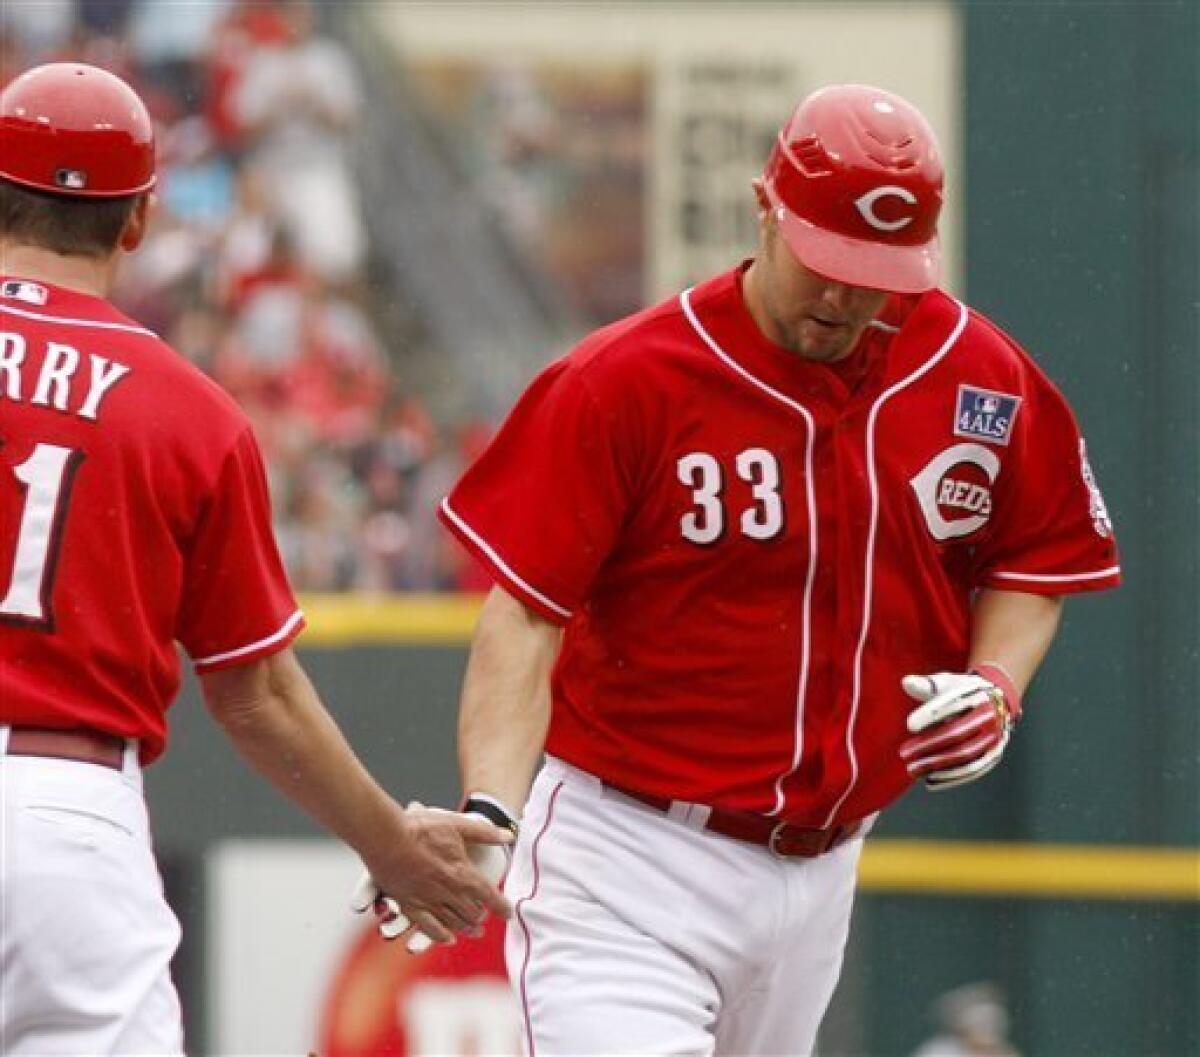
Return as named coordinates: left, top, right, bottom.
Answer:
left=356, top=797, right=416, bottom=872
left=459, top=792, right=521, bottom=838
left=969, top=662, right=1022, bottom=728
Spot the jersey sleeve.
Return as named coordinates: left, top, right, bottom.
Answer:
left=177, top=426, right=305, bottom=671
left=972, top=375, right=1121, bottom=595
left=439, top=357, right=637, bottom=624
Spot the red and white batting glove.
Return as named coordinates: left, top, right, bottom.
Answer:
left=349, top=871, right=410, bottom=940
left=899, top=664, right=1022, bottom=791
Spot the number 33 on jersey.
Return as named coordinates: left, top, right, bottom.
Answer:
left=678, top=448, right=783, bottom=544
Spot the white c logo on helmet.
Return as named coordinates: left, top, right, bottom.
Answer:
left=854, top=185, right=918, bottom=232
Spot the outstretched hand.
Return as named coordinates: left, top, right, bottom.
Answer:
left=350, top=801, right=513, bottom=950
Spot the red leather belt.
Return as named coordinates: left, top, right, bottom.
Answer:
left=5, top=727, right=125, bottom=770
left=603, top=781, right=861, bottom=859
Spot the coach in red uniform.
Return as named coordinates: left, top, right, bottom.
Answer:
left=0, top=63, right=510, bottom=1054
left=439, top=85, right=1120, bottom=1054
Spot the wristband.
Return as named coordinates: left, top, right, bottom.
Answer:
left=460, top=793, right=520, bottom=838
left=970, top=662, right=1022, bottom=728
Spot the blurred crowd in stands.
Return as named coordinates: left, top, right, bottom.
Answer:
left=1, top=0, right=492, bottom=592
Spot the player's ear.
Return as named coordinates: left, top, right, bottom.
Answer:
left=751, top=177, right=777, bottom=241
left=752, top=178, right=772, bottom=219
left=751, top=177, right=777, bottom=248
left=118, top=193, right=154, bottom=253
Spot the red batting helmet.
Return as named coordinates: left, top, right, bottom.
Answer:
left=0, top=63, right=156, bottom=198
left=761, top=84, right=943, bottom=294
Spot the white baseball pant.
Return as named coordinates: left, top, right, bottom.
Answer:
left=506, top=755, right=865, bottom=1057
left=0, top=726, right=184, bottom=1055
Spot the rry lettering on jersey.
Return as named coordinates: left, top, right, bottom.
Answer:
left=910, top=442, right=1000, bottom=541
left=0, top=333, right=131, bottom=422
left=953, top=385, right=1020, bottom=446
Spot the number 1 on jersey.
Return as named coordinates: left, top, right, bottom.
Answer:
left=1, top=442, right=83, bottom=627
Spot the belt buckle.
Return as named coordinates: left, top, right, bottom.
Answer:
left=769, top=820, right=841, bottom=858
left=768, top=821, right=793, bottom=859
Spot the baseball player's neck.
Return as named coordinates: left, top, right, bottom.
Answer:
left=0, top=240, right=118, bottom=299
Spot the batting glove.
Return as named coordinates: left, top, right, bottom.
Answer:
left=349, top=870, right=410, bottom=940
left=351, top=795, right=518, bottom=954
left=899, top=664, right=1022, bottom=791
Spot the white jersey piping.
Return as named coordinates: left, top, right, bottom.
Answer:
left=192, top=609, right=305, bottom=669
left=821, top=297, right=970, bottom=828
left=0, top=302, right=157, bottom=337
left=679, top=287, right=818, bottom=817
left=440, top=498, right=573, bottom=620
left=990, top=565, right=1121, bottom=584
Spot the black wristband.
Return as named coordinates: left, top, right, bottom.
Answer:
left=461, top=794, right=520, bottom=838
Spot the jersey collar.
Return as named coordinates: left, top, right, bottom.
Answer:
left=0, top=275, right=146, bottom=332
left=684, top=264, right=959, bottom=410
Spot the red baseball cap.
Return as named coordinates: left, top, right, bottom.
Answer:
left=0, top=62, right=156, bottom=198
left=761, top=84, right=943, bottom=294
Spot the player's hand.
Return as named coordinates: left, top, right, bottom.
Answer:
left=394, top=797, right=517, bottom=954
left=349, top=799, right=514, bottom=951
left=899, top=665, right=1021, bottom=791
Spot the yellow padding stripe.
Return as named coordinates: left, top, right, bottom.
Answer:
left=297, top=593, right=483, bottom=645
left=858, top=841, right=1200, bottom=901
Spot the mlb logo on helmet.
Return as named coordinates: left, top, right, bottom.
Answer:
left=55, top=168, right=88, bottom=190
left=954, top=385, right=1021, bottom=446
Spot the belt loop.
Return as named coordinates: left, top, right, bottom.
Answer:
left=818, top=827, right=840, bottom=855
left=121, top=739, right=141, bottom=782
left=0, top=725, right=9, bottom=756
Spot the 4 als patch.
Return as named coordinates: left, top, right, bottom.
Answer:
left=954, top=385, right=1021, bottom=446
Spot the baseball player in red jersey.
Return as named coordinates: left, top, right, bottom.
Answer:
left=0, top=63, right=510, bottom=1054
left=436, top=84, right=1120, bottom=1055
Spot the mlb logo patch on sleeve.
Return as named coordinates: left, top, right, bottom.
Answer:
left=954, top=385, right=1021, bottom=446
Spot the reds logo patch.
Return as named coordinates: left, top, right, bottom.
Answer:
left=910, top=443, right=1001, bottom=541
left=953, top=385, right=1020, bottom=446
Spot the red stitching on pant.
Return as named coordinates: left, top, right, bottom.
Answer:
left=516, top=779, right=564, bottom=1057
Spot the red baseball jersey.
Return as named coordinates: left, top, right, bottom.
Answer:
left=441, top=264, right=1120, bottom=827
left=0, top=278, right=303, bottom=763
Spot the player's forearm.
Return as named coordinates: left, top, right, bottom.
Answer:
left=458, top=587, right=562, bottom=813
left=968, top=588, right=1064, bottom=693
left=200, top=648, right=408, bottom=868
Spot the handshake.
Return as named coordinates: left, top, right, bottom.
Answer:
left=351, top=794, right=520, bottom=954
